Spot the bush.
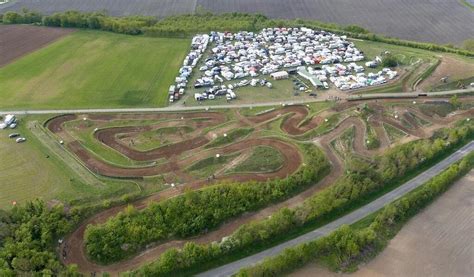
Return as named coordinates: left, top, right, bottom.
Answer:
left=237, top=152, right=474, bottom=276
left=2, top=9, right=42, bottom=24
left=2, top=10, right=473, bottom=57
left=0, top=200, right=81, bottom=275
left=126, top=123, right=472, bottom=276
left=85, top=144, right=329, bottom=264
left=382, top=54, right=399, bottom=68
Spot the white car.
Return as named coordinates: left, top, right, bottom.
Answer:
left=16, top=137, right=26, bottom=143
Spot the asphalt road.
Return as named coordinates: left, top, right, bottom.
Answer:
left=0, top=88, right=472, bottom=116
left=197, top=141, right=474, bottom=277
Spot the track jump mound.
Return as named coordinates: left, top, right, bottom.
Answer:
left=247, top=105, right=323, bottom=136
left=46, top=111, right=302, bottom=180
left=54, top=99, right=472, bottom=275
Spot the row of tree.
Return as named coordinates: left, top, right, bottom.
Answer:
left=0, top=200, right=81, bottom=275
left=84, top=145, right=330, bottom=264
left=1, top=10, right=473, bottom=56
left=124, top=122, right=473, bottom=276
left=238, top=152, right=473, bottom=276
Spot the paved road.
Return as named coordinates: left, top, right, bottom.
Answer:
left=198, top=141, right=474, bottom=277
left=348, top=88, right=474, bottom=101
left=1, top=89, right=472, bottom=115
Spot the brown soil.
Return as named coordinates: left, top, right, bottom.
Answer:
left=419, top=56, right=474, bottom=91
left=55, top=99, right=473, bottom=275
left=0, top=25, right=74, bottom=67
left=291, top=170, right=474, bottom=277
left=247, top=105, right=324, bottom=135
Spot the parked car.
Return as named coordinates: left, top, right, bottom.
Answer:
left=9, top=133, right=20, bottom=138
left=16, top=137, right=26, bottom=143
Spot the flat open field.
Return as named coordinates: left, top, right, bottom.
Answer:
left=0, top=117, right=135, bottom=209
left=291, top=170, right=474, bottom=277
left=1, top=0, right=473, bottom=44
left=0, top=25, right=74, bottom=67
left=0, top=30, right=189, bottom=109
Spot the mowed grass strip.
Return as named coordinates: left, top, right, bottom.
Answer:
left=0, top=30, right=189, bottom=109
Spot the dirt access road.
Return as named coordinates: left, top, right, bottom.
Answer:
left=291, top=170, right=474, bottom=277
left=0, top=25, right=74, bottom=67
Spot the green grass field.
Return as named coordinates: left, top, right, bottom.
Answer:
left=0, top=31, right=189, bottom=109
left=384, top=123, right=407, bottom=143
left=0, top=117, right=136, bottom=209
left=229, top=146, right=284, bottom=173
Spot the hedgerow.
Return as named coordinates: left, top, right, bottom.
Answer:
left=125, top=122, right=472, bottom=276
left=2, top=10, right=473, bottom=57
left=238, top=151, right=474, bottom=276
left=84, top=144, right=329, bottom=263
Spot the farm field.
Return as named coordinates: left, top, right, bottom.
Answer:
left=0, top=30, right=189, bottom=109
left=0, top=25, right=74, bottom=67
left=38, top=98, right=472, bottom=274
left=1, top=0, right=473, bottom=44
left=290, top=170, right=474, bottom=277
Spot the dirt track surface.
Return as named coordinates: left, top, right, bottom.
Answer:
left=0, top=25, right=74, bottom=67
left=247, top=105, right=324, bottom=136
left=47, top=112, right=301, bottom=179
left=419, top=56, right=474, bottom=91
left=291, top=170, right=474, bottom=277
left=55, top=102, right=472, bottom=275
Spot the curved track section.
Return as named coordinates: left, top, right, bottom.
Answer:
left=55, top=101, right=472, bottom=275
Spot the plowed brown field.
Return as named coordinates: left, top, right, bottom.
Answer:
left=0, top=25, right=74, bottom=67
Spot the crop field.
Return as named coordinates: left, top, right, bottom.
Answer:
left=0, top=30, right=189, bottom=109
left=291, top=171, right=474, bottom=277
left=0, top=25, right=74, bottom=67
left=2, top=0, right=473, bottom=44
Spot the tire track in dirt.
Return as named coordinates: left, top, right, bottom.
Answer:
left=58, top=102, right=472, bottom=275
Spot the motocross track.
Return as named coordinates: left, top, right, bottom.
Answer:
left=47, top=112, right=302, bottom=179
left=55, top=100, right=473, bottom=275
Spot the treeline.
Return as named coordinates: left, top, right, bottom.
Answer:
left=84, top=145, right=329, bottom=263
left=1, top=10, right=473, bottom=56
left=0, top=200, right=81, bottom=275
left=238, top=152, right=474, bottom=276
left=125, top=122, right=473, bottom=276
